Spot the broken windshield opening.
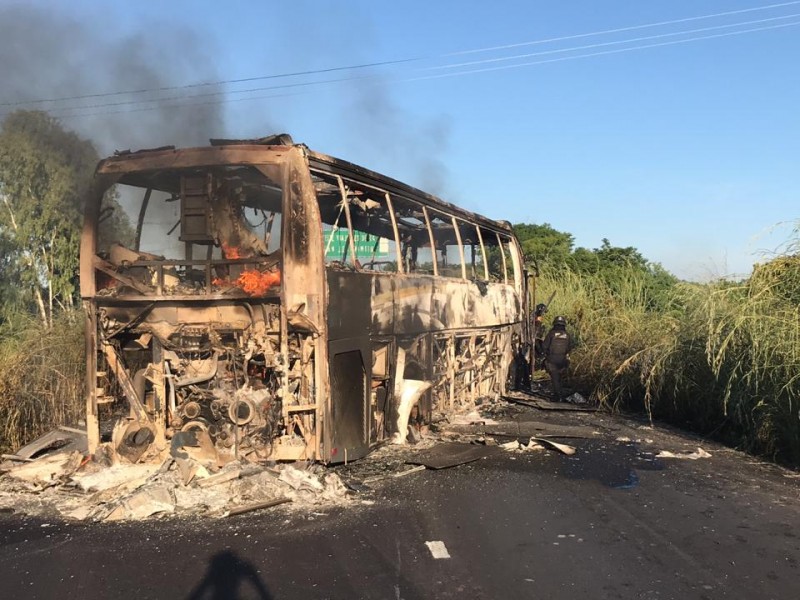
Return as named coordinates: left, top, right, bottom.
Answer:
left=94, top=165, right=284, bottom=297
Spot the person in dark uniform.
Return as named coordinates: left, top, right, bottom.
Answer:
left=542, top=315, right=571, bottom=401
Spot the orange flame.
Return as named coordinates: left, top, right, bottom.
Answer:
left=236, top=268, right=281, bottom=296
left=221, top=243, right=242, bottom=259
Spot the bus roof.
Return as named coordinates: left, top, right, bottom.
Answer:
left=97, top=134, right=516, bottom=237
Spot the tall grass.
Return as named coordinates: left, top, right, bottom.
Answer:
left=537, top=256, right=800, bottom=466
left=0, top=310, right=85, bottom=454
left=704, top=257, right=800, bottom=462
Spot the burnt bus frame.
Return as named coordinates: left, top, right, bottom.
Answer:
left=81, top=142, right=531, bottom=463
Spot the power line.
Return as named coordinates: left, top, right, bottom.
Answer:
left=428, top=12, right=800, bottom=72
left=33, top=72, right=376, bottom=114
left=407, top=19, right=800, bottom=84
left=0, top=57, right=419, bottom=108
left=36, top=13, right=800, bottom=117
left=445, top=0, right=800, bottom=57
left=52, top=19, right=800, bottom=121
left=2, top=0, right=798, bottom=109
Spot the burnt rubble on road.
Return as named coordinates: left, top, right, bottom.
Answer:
left=0, top=393, right=733, bottom=523
left=0, top=399, right=501, bottom=521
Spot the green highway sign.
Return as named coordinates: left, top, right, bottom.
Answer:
left=324, top=230, right=389, bottom=260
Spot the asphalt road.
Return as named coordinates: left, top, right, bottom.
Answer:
left=1, top=409, right=798, bottom=600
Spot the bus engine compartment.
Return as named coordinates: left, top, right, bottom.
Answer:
left=84, top=143, right=323, bottom=465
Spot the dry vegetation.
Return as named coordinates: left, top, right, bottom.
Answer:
left=539, top=252, right=800, bottom=466
left=0, top=310, right=85, bottom=454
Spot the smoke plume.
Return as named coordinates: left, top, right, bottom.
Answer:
left=344, top=80, right=453, bottom=198
left=0, top=4, right=225, bottom=154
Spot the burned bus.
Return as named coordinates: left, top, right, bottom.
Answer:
left=80, top=134, right=530, bottom=463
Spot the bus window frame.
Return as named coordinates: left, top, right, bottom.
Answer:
left=475, top=226, right=489, bottom=281
left=319, top=172, right=408, bottom=274
left=496, top=232, right=509, bottom=285
left=420, top=206, right=438, bottom=277
left=452, top=216, right=467, bottom=280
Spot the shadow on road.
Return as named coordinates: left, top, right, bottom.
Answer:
left=186, top=550, right=273, bottom=600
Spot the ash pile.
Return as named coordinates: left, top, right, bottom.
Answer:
left=0, top=426, right=350, bottom=522
left=0, top=398, right=523, bottom=522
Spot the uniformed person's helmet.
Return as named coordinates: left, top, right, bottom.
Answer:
left=553, top=315, right=567, bottom=327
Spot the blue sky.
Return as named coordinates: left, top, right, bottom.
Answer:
left=12, top=1, right=800, bottom=279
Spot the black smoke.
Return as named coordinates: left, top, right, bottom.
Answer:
left=344, top=79, right=453, bottom=198
left=0, top=3, right=225, bottom=154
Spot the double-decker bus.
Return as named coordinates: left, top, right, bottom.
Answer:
left=81, top=134, right=530, bottom=463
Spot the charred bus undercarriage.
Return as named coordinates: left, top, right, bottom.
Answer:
left=81, top=135, right=529, bottom=464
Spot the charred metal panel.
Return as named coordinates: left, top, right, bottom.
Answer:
left=328, top=346, right=369, bottom=463
left=371, top=275, right=522, bottom=337
left=326, top=271, right=371, bottom=340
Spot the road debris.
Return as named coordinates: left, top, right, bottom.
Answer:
left=0, top=449, right=355, bottom=521
left=500, top=437, right=576, bottom=455
left=5, top=451, right=83, bottom=486
left=105, top=484, right=175, bottom=521
left=362, top=464, right=426, bottom=484
left=503, top=391, right=598, bottom=412
left=226, top=497, right=292, bottom=517
left=0, top=392, right=728, bottom=523
left=72, top=463, right=159, bottom=493
left=12, top=426, right=88, bottom=460
left=0, top=454, right=33, bottom=463
left=196, top=468, right=241, bottom=488
left=565, top=392, right=588, bottom=404
left=425, top=540, right=451, bottom=559
left=447, top=410, right=500, bottom=426
left=657, top=448, right=712, bottom=460
left=500, top=438, right=547, bottom=452
left=406, top=442, right=497, bottom=469
left=615, top=436, right=654, bottom=444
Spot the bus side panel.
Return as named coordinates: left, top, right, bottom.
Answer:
left=325, top=271, right=372, bottom=462
left=328, top=341, right=370, bottom=463
left=372, top=276, right=522, bottom=336
left=326, top=271, right=371, bottom=340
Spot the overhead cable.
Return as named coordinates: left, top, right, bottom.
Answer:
left=2, top=0, right=798, bottom=109
left=50, top=18, right=800, bottom=120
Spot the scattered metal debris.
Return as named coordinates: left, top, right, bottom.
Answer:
left=0, top=449, right=354, bottom=522
left=406, top=442, right=498, bottom=469
left=425, top=541, right=451, bottom=559
left=226, top=497, right=292, bottom=517
left=3, top=387, right=716, bottom=522
left=564, top=392, right=588, bottom=404
left=503, top=391, right=598, bottom=412
left=11, top=426, right=88, bottom=460
left=5, top=451, right=84, bottom=486
left=362, top=465, right=426, bottom=484
left=530, top=437, right=577, bottom=456
left=615, top=436, right=654, bottom=444
left=656, top=448, right=712, bottom=460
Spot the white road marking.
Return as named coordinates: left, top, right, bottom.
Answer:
left=425, top=541, right=451, bottom=559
